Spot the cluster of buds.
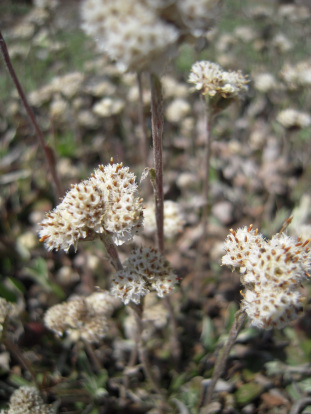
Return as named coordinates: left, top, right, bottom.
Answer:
left=111, top=247, right=179, bottom=304
left=39, top=159, right=143, bottom=251
left=44, top=291, right=121, bottom=343
left=222, top=225, right=311, bottom=329
left=189, top=61, right=249, bottom=100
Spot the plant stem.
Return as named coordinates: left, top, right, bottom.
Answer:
left=129, top=302, right=167, bottom=399
left=99, top=232, right=123, bottom=271
left=0, top=31, right=63, bottom=200
left=150, top=73, right=164, bottom=253
left=200, top=309, right=247, bottom=407
left=137, top=72, right=149, bottom=167
left=201, top=103, right=213, bottom=237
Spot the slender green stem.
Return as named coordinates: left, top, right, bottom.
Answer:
left=200, top=309, right=247, bottom=407
left=150, top=73, right=164, bottom=253
left=0, top=30, right=63, bottom=199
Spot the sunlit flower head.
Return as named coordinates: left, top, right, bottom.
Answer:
left=39, top=159, right=143, bottom=252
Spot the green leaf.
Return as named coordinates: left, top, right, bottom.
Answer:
left=235, top=382, right=263, bottom=405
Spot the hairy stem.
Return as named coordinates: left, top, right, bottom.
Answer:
left=150, top=73, right=164, bottom=253
left=99, top=232, right=123, bottom=271
left=0, top=30, right=63, bottom=199
left=201, top=309, right=247, bottom=407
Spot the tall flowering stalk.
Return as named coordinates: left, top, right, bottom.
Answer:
left=202, top=223, right=311, bottom=406
left=188, top=61, right=249, bottom=246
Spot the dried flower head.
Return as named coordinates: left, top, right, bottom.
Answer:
left=188, top=61, right=249, bottom=99
left=111, top=247, right=179, bottom=304
left=276, top=108, right=311, bottom=129
left=280, top=60, right=311, bottom=89
left=80, top=0, right=178, bottom=73
left=6, top=386, right=53, bottom=414
left=39, top=159, right=143, bottom=251
left=222, top=225, right=311, bottom=329
left=44, top=291, right=119, bottom=343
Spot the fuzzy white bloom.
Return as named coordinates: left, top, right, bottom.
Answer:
left=44, top=291, right=119, bottom=343
left=143, top=200, right=185, bottom=238
left=280, top=60, right=311, bottom=89
left=93, top=98, right=124, bottom=117
left=276, top=108, right=311, bottom=129
left=253, top=73, right=278, bottom=93
left=111, top=247, right=179, bottom=304
left=6, top=386, right=54, bottom=414
left=222, top=225, right=311, bottom=329
left=80, top=0, right=178, bottom=73
left=166, top=98, right=191, bottom=123
left=189, top=61, right=249, bottom=99
left=39, top=160, right=144, bottom=251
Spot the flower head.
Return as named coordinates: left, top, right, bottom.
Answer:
left=222, top=225, right=311, bottom=329
left=188, top=60, right=249, bottom=99
left=111, top=247, right=179, bottom=304
left=6, top=386, right=53, bottom=414
left=80, top=0, right=178, bottom=73
left=39, top=159, right=144, bottom=251
left=44, top=291, right=120, bottom=343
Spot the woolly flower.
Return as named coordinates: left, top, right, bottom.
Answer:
left=280, top=60, right=311, bottom=89
left=6, top=386, right=53, bottom=414
left=80, top=0, right=178, bottom=73
left=44, top=291, right=120, bottom=343
left=276, top=109, right=311, bottom=129
left=39, top=159, right=143, bottom=251
left=111, top=247, right=179, bottom=304
left=188, top=61, right=249, bottom=99
left=222, top=225, right=311, bottom=329
left=253, top=73, right=278, bottom=93
left=143, top=200, right=185, bottom=239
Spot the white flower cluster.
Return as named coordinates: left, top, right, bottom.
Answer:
left=222, top=225, right=311, bottom=329
left=281, top=59, right=311, bottom=89
left=39, top=160, right=144, bottom=251
left=189, top=61, right=249, bottom=99
left=81, top=0, right=178, bottom=73
left=4, top=386, right=53, bottom=414
left=80, top=0, right=222, bottom=73
left=111, top=247, right=179, bottom=304
left=143, top=200, right=185, bottom=239
left=276, top=108, right=311, bottom=129
left=44, top=291, right=121, bottom=343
